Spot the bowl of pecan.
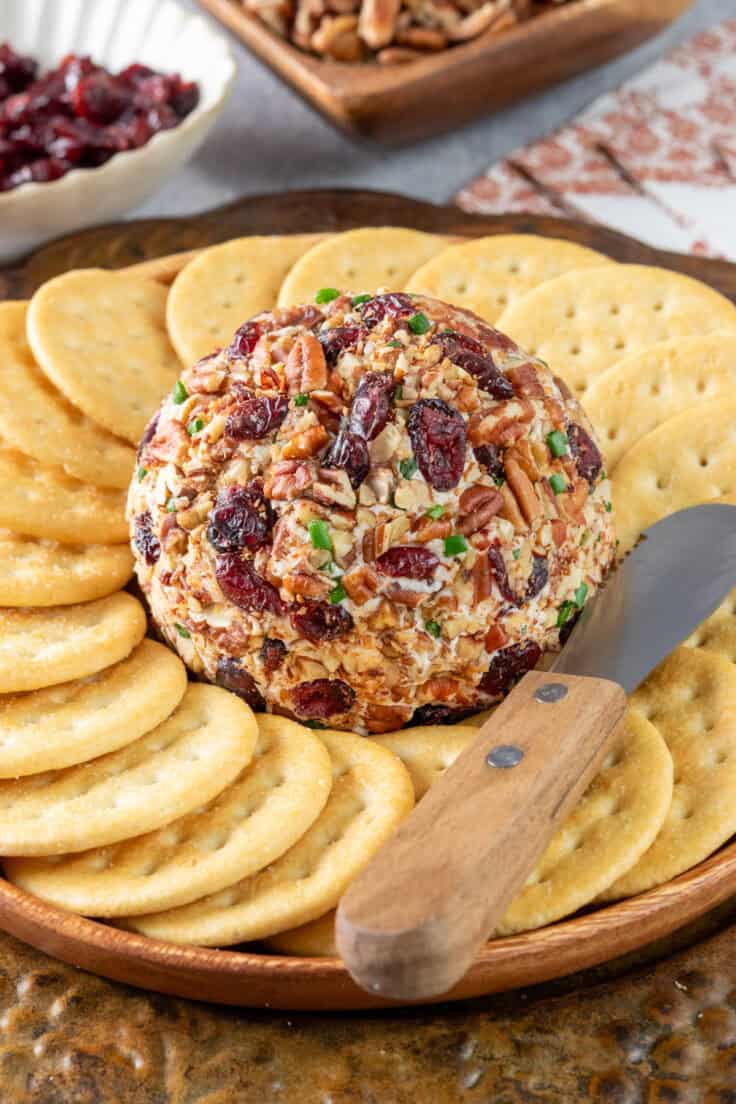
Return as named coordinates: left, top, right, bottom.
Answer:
left=0, top=0, right=235, bottom=261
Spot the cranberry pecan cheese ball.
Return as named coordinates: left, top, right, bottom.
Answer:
left=128, top=291, right=615, bottom=734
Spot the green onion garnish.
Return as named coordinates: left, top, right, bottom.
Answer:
left=556, top=601, right=577, bottom=629
left=308, top=519, right=332, bottom=551
left=580, top=529, right=590, bottom=546
left=574, top=582, right=589, bottom=608
left=425, top=619, right=441, bottom=639
left=137, top=466, right=147, bottom=482
left=394, top=384, right=403, bottom=399
left=351, top=293, right=371, bottom=307
left=408, top=312, right=431, bottom=335
left=426, top=505, right=444, bottom=520
left=493, top=474, right=505, bottom=487
left=549, top=474, right=567, bottom=495
left=174, top=623, right=190, bottom=639
left=399, top=457, right=417, bottom=479
left=172, top=380, right=188, bottom=404
left=605, top=501, right=613, bottom=513
left=512, top=548, right=521, bottom=560
left=187, top=417, right=204, bottom=436
left=329, top=581, right=346, bottom=605
left=444, top=534, right=468, bottom=557
left=388, top=339, right=403, bottom=349
left=315, top=287, right=340, bottom=304
left=293, top=393, right=309, bottom=407
left=166, top=497, right=176, bottom=513
left=546, top=430, right=569, bottom=458
left=305, top=720, right=326, bottom=729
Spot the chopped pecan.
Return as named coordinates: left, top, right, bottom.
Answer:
left=506, top=439, right=539, bottom=483
left=507, top=361, right=545, bottom=399
left=311, top=13, right=363, bottom=59
left=310, top=388, right=346, bottom=414
left=454, top=385, right=481, bottom=413
left=412, top=516, right=453, bottom=543
left=498, top=480, right=527, bottom=532
left=283, top=571, right=331, bottom=599
left=484, top=624, right=508, bottom=652
left=386, top=583, right=426, bottom=608
left=367, top=598, right=400, bottom=630
left=281, top=423, right=329, bottom=460
left=310, top=467, right=356, bottom=509
left=557, top=479, right=589, bottom=524
left=554, top=374, right=574, bottom=401
left=448, top=1, right=516, bottom=40
left=421, top=675, right=461, bottom=702
left=265, top=460, right=312, bottom=500
left=396, top=25, right=447, bottom=48
left=457, top=484, right=504, bottom=535
left=363, top=703, right=413, bottom=734
left=359, top=0, right=400, bottom=47
left=472, top=551, right=492, bottom=603
left=285, top=332, right=328, bottom=394
left=468, top=401, right=534, bottom=447
left=376, top=46, right=420, bottom=63
left=343, top=565, right=380, bottom=605
left=550, top=519, right=567, bottom=547
left=373, top=515, right=410, bottom=557
left=504, top=457, right=541, bottom=525
left=362, top=528, right=376, bottom=562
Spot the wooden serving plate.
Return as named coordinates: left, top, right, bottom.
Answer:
left=1, top=188, right=735, bottom=1010
left=196, top=0, right=692, bottom=143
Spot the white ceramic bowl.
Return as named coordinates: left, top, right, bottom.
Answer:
left=0, top=0, right=236, bottom=260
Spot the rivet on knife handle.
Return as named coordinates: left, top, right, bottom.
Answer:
left=336, top=671, right=627, bottom=1001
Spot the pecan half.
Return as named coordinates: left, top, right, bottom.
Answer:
left=457, top=484, right=504, bottom=535
left=281, top=423, right=329, bottom=460
left=265, top=460, right=313, bottom=500
left=508, top=361, right=545, bottom=399
left=504, top=457, right=541, bottom=525
left=285, top=332, right=328, bottom=394
left=498, top=480, right=527, bottom=532
left=343, top=565, right=379, bottom=605
left=311, top=13, right=363, bottom=59
left=359, top=0, right=400, bottom=47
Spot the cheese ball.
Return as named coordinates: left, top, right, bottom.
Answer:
left=129, top=292, right=615, bottom=734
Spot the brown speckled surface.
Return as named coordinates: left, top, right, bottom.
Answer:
left=2, top=192, right=736, bottom=1101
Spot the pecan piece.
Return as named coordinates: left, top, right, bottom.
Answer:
left=412, top=516, right=453, bottom=544
left=359, top=0, right=400, bottom=47
left=283, top=572, right=331, bottom=599
left=311, top=13, right=363, bottom=60
left=343, top=565, right=379, bottom=605
left=508, top=361, right=545, bottom=399
left=498, top=480, right=527, bottom=532
left=504, top=457, right=540, bottom=525
left=386, top=583, right=426, bottom=608
left=285, top=332, right=328, bottom=394
left=281, top=423, right=329, bottom=460
left=472, top=552, right=492, bottom=604
left=458, top=484, right=504, bottom=535
left=265, top=460, right=312, bottom=500
left=484, top=624, right=508, bottom=652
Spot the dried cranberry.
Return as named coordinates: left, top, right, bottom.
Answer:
left=487, top=545, right=517, bottom=605
left=291, top=601, right=353, bottom=643
left=323, top=429, right=370, bottom=489
left=260, top=637, right=287, bottom=673
left=433, top=331, right=513, bottom=401
left=559, top=609, right=581, bottom=648
left=375, top=546, right=439, bottom=581
left=0, top=44, right=38, bottom=93
left=348, top=371, right=395, bottom=441
left=291, top=678, right=356, bottom=719
left=145, top=104, right=178, bottom=132
left=478, top=641, right=541, bottom=698
left=5, top=156, right=67, bottom=187
left=319, top=326, right=361, bottom=366
left=215, top=657, right=266, bottom=711
left=229, top=322, right=262, bottom=358
left=225, top=391, right=289, bottom=440
left=407, top=398, right=467, bottom=491
left=411, top=703, right=475, bottom=726
left=526, top=555, right=549, bottom=599
left=72, top=74, right=131, bottom=124
left=207, top=482, right=275, bottom=553
left=215, top=554, right=283, bottom=615
left=474, top=443, right=505, bottom=484
left=360, top=293, right=415, bottom=329
left=567, top=424, right=603, bottom=486
left=59, top=54, right=97, bottom=93
left=170, top=80, right=199, bottom=118
left=137, top=411, right=160, bottom=460
left=133, top=511, right=160, bottom=565
left=118, top=64, right=158, bottom=88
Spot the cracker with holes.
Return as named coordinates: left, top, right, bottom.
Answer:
left=496, top=265, right=736, bottom=397
left=6, top=715, right=332, bottom=916
left=612, top=397, right=736, bottom=554
left=585, top=333, right=736, bottom=471
left=0, top=533, right=132, bottom=607
left=123, top=730, right=414, bottom=945
left=0, top=593, right=146, bottom=694
left=0, top=445, right=127, bottom=544
left=405, top=235, right=612, bottom=325
left=277, top=228, right=446, bottom=306
left=496, top=712, right=672, bottom=933
left=373, top=725, right=475, bottom=799
left=27, top=270, right=181, bottom=445
left=601, top=648, right=736, bottom=900
left=0, top=640, right=187, bottom=777
left=0, top=302, right=136, bottom=489
left=265, top=909, right=337, bottom=957
left=167, top=234, right=326, bottom=364
left=684, top=586, right=736, bottom=666
left=0, top=685, right=256, bottom=857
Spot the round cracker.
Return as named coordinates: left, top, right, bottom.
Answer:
left=124, top=729, right=415, bottom=946
left=0, top=532, right=132, bottom=606
left=496, top=712, right=672, bottom=934
left=0, top=685, right=256, bottom=857
left=496, top=265, right=736, bottom=397
left=601, top=647, right=736, bottom=900
left=0, top=639, right=187, bottom=777
left=0, top=302, right=135, bottom=488
left=27, top=270, right=181, bottom=445
left=0, top=445, right=127, bottom=544
left=612, top=397, right=736, bottom=554
left=167, top=234, right=326, bottom=364
left=7, top=714, right=332, bottom=916
left=685, top=586, right=736, bottom=664
left=372, top=725, right=474, bottom=799
left=277, top=228, right=446, bottom=307
left=265, top=910, right=337, bottom=957
left=405, top=235, right=612, bottom=325
left=0, top=593, right=146, bottom=694
left=585, top=333, right=736, bottom=471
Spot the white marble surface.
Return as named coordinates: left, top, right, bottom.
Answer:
left=138, top=0, right=733, bottom=219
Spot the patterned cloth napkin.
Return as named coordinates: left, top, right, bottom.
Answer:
left=456, top=20, right=736, bottom=259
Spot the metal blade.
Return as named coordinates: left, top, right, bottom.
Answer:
left=553, top=503, right=736, bottom=694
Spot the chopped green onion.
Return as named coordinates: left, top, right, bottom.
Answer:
left=556, top=600, right=577, bottom=629
left=546, top=429, right=569, bottom=458
left=137, top=466, right=147, bottom=482
left=351, top=293, right=371, bottom=307
left=387, top=339, right=403, bottom=349
left=394, top=384, right=403, bottom=399
left=512, top=548, right=520, bottom=561
left=408, top=311, right=431, bottom=335
left=166, top=497, right=176, bottom=513
left=493, top=474, right=505, bottom=487
left=308, top=519, right=332, bottom=552
left=605, top=501, right=613, bottom=513
left=315, top=287, right=340, bottom=304
left=549, top=473, right=567, bottom=495
left=399, top=457, right=417, bottom=479
left=444, top=533, right=468, bottom=557
left=305, top=720, right=327, bottom=729
left=600, top=470, right=608, bottom=482
left=580, top=529, right=590, bottom=547
left=426, top=504, right=444, bottom=520
left=293, top=393, right=309, bottom=407
left=574, top=582, right=589, bottom=608
left=329, top=581, right=347, bottom=605
left=425, top=619, right=441, bottom=639
left=187, top=417, right=204, bottom=436
left=172, top=380, right=188, bottom=404
left=174, top=623, right=190, bottom=639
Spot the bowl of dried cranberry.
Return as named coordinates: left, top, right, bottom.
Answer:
left=0, top=0, right=235, bottom=260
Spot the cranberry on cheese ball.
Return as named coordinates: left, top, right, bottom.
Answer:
left=129, top=292, right=615, bottom=734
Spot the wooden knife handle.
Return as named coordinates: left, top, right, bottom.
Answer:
left=336, top=671, right=627, bottom=1000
